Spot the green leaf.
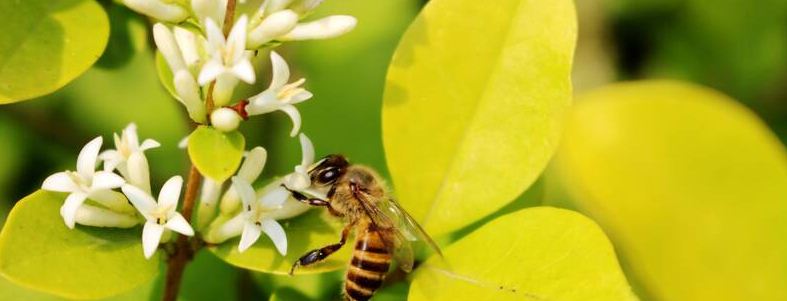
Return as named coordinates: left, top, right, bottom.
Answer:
left=549, top=80, right=787, bottom=301
left=382, top=0, right=577, bottom=236
left=0, top=271, right=159, bottom=301
left=188, top=126, right=245, bottom=182
left=0, top=0, right=109, bottom=104
left=210, top=209, right=350, bottom=275
left=408, top=207, right=638, bottom=301
left=0, top=191, right=159, bottom=299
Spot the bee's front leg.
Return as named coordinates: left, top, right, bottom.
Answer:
left=284, top=186, right=342, bottom=216
left=290, top=222, right=354, bottom=276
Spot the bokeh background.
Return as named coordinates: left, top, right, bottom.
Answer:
left=1, top=0, right=786, bottom=300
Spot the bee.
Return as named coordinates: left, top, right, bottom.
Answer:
left=286, top=154, right=442, bottom=301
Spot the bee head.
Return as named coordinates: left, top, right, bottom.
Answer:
left=309, top=154, right=349, bottom=186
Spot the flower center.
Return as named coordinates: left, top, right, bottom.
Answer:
left=67, top=171, right=90, bottom=191
left=150, top=204, right=174, bottom=225
left=277, top=78, right=306, bottom=102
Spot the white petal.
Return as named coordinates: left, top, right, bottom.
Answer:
left=282, top=15, right=357, bottom=41
left=122, top=0, right=189, bottom=22
left=123, top=123, right=141, bottom=151
left=198, top=59, right=225, bottom=85
left=142, top=222, right=165, bottom=259
left=42, top=172, right=77, bottom=192
left=232, top=177, right=257, bottom=210
left=238, top=147, right=267, bottom=183
left=60, top=193, right=87, bottom=229
left=298, top=133, right=315, bottom=167
left=283, top=172, right=310, bottom=191
left=165, top=213, right=194, bottom=236
left=191, top=0, right=226, bottom=26
left=238, top=222, right=262, bottom=252
left=280, top=105, right=302, bottom=137
left=199, top=178, right=223, bottom=206
left=260, top=186, right=289, bottom=208
left=227, top=16, right=249, bottom=62
left=90, top=171, right=126, bottom=191
left=99, top=150, right=122, bottom=172
left=77, top=137, right=103, bottom=180
left=153, top=24, right=186, bottom=73
left=75, top=204, right=139, bottom=228
left=269, top=51, right=290, bottom=89
left=158, top=176, right=183, bottom=209
left=139, top=139, right=161, bottom=151
left=245, top=90, right=279, bottom=116
left=289, top=0, right=323, bottom=14
left=178, top=136, right=190, bottom=149
left=204, top=17, right=226, bottom=53
left=127, top=152, right=152, bottom=194
left=261, top=219, right=287, bottom=255
left=173, top=27, right=200, bottom=67
left=289, top=89, right=313, bottom=104
left=232, top=59, right=256, bottom=84
left=121, top=184, right=157, bottom=215
left=265, top=0, right=295, bottom=13
left=203, top=212, right=245, bottom=244
left=174, top=70, right=207, bottom=123
left=247, top=10, right=299, bottom=48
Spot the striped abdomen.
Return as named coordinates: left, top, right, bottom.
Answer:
left=345, top=228, right=392, bottom=301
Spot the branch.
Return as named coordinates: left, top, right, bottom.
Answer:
left=162, top=165, right=202, bottom=301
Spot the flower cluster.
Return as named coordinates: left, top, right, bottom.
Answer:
left=42, top=124, right=193, bottom=259
left=137, top=0, right=356, bottom=133
left=40, top=0, right=355, bottom=260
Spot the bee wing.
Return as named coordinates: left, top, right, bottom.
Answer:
left=353, top=192, right=418, bottom=272
left=378, top=197, right=443, bottom=258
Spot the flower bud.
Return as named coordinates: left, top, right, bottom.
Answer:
left=75, top=204, right=140, bottom=228
left=174, top=70, right=207, bottom=123
left=192, top=0, right=227, bottom=25
left=153, top=24, right=186, bottom=73
left=123, top=0, right=189, bottom=22
left=247, top=10, right=299, bottom=48
left=211, top=108, right=243, bottom=132
left=282, top=15, right=357, bottom=41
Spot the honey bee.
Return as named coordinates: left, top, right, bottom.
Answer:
left=285, top=154, right=442, bottom=301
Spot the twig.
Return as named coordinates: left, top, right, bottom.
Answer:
left=161, top=1, right=237, bottom=300
left=162, top=165, right=202, bottom=301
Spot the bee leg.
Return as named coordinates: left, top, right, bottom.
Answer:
left=285, top=186, right=343, bottom=216
left=290, top=223, right=353, bottom=275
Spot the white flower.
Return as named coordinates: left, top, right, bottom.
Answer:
left=198, top=16, right=256, bottom=86
left=153, top=23, right=187, bottom=74
left=247, top=51, right=312, bottom=137
left=281, top=15, right=357, bottom=41
left=233, top=177, right=288, bottom=254
left=174, top=70, right=208, bottom=123
left=122, top=176, right=195, bottom=259
left=74, top=204, right=140, bottom=228
left=100, top=123, right=160, bottom=179
left=42, top=137, right=128, bottom=229
left=122, top=0, right=189, bottom=23
left=283, top=133, right=314, bottom=190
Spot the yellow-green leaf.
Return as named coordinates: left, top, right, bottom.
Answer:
left=382, top=0, right=577, bottom=236
left=209, top=209, right=351, bottom=275
left=0, top=191, right=159, bottom=299
left=188, top=126, right=245, bottom=182
left=408, top=207, right=638, bottom=301
left=0, top=0, right=109, bottom=104
left=550, top=80, right=787, bottom=301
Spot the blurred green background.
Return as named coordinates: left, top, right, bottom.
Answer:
left=1, top=0, right=786, bottom=299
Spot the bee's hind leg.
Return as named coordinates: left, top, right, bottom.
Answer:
left=290, top=223, right=354, bottom=276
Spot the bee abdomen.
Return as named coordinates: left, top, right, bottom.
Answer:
left=344, top=231, right=391, bottom=301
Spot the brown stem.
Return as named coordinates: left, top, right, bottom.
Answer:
left=162, top=2, right=238, bottom=300
left=162, top=165, right=202, bottom=301
left=222, top=0, right=238, bottom=37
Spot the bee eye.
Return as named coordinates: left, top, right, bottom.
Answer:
left=318, top=168, right=340, bottom=184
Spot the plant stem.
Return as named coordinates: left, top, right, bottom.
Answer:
left=162, top=2, right=237, bottom=300
left=162, top=165, right=202, bottom=301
